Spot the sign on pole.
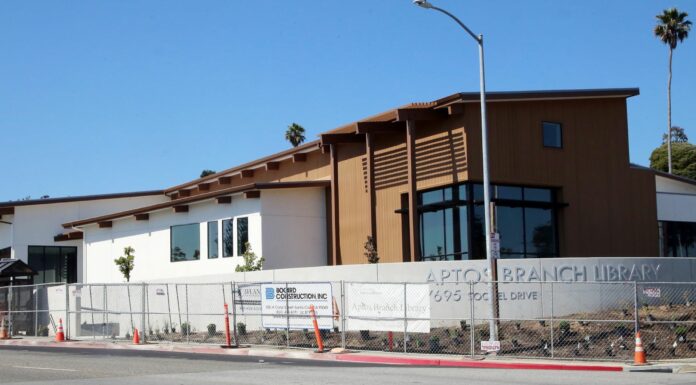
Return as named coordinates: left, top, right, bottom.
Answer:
left=490, top=232, right=500, bottom=259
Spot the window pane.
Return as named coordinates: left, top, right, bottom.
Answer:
left=61, top=247, right=78, bottom=283
left=170, top=223, right=200, bottom=262
left=471, top=205, right=486, bottom=259
left=524, top=188, right=552, bottom=202
left=443, top=187, right=453, bottom=201
left=207, top=221, right=218, bottom=259
left=497, top=206, right=525, bottom=258
left=543, top=122, right=562, bottom=148
left=43, top=246, right=60, bottom=283
left=496, top=186, right=522, bottom=200
left=28, top=246, right=45, bottom=284
left=420, top=209, right=454, bottom=261
left=473, top=184, right=483, bottom=201
left=237, top=217, right=249, bottom=256
left=458, top=185, right=467, bottom=201
left=661, top=221, right=696, bottom=257
left=525, top=208, right=556, bottom=257
left=459, top=207, right=469, bottom=259
left=421, top=189, right=443, bottom=205
left=222, top=219, right=233, bottom=257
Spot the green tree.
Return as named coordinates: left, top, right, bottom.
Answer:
left=650, top=141, right=696, bottom=180
left=235, top=243, right=265, bottom=272
left=114, top=246, right=135, bottom=282
left=200, top=169, right=216, bottom=178
left=285, top=123, right=306, bottom=147
left=662, top=126, right=689, bottom=144
left=654, top=8, right=692, bottom=174
left=364, top=236, right=379, bottom=263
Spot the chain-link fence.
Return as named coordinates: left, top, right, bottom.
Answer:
left=2, top=280, right=696, bottom=361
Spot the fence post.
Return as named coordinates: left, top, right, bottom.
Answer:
left=64, top=283, right=69, bottom=340
left=403, top=282, right=408, bottom=353
left=285, top=282, right=290, bottom=348
left=141, top=282, right=147, bottom=343
left=88, top=285, right=95, bottom=340
left=185, top=284, right=190, bottom=344
left=340, top=281, right=346, bottom=349
left=7, top=284, right=12, bottom=337
left=550, top=281, right=554, bottom=358
left=633, top=281, right=639, bottom=334
left=34, top=285, right=39, bottom=337
left=103, top=284, right=107, bottom=339
left=230, top=282, right=237, bottom=346
left=469, top=281, right=475, bottom=358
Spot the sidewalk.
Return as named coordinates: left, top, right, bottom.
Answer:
left=1, top=337, right=692, bottom=373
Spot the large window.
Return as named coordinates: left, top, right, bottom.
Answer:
left=660, top=221, right=696, bottom=257
left=170, top=223, right=200, bottom=262
left=222, top=219, right=234, bottom=257
left=237, top=217, right=249, bottom=256
left=28, top=246, right=77, bottom=284
left=542, top=121, right=563, bottom=148
left=415, top=183, right=559, bottom=261
left=207, top=221, right=218, bottom=259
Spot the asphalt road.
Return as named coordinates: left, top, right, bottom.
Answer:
left=0, top=346, right=693, bottom=385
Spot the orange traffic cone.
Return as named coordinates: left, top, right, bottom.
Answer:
left=55, top=318, right=65, bottom=342
left=634, top=331, right=646, bottom=365
left=0, top=318, right=9, bottom=339
left=132, top=328, right=140, bottom=344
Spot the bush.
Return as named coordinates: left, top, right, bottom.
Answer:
left=181, top=322, right=191, bottom=335
left=207, top=323, right=217, bottom=336
left=237, top=322, right=247, bottom=335
left=675, top=326, right=688, bottom=337
left=559, top=321, right=571, bottom=333
left=37, top=325, right=49, bottom=337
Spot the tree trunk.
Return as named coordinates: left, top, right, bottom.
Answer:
left=667, top=47, right=673, bottom=174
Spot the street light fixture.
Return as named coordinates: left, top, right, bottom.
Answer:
left=413, top=0, right=497, bottom=342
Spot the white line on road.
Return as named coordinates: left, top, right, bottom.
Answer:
left=12, top=365, right=78, bottom=372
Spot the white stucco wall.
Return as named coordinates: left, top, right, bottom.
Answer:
left=6, top=194, right=168, bottom=280
left=656, top=175, right=696, bottom=222
left=82, top=187, right=328, bottom=283
left=0, top=220, right=11, bottom=251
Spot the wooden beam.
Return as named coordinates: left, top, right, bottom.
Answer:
left=170, top=192, right=179, bottom=200
left=330, top=144, right=341, bottom=265
left=355, top=121, right=406, bottom=134
left=197, top=182, right=211, bottom=191
left=173, top=205, right=189, bottom=213
left=0, top=207, right=14, bottom=215
left=447, top=103, right=466, bottom=115
left=135, top=213, right=149, bottom=221
left=240, top=169, right=254, bottom=178
left=178, top=189, right=191, bottom=198
left=219, top=176, right=232, bottom=184
left=244, top=191, right=260, bottom=199
left=216, top=196, right=232, bottom=204
left=55, top=230, right=84, bottom=241
left=265, top=161, right=280, bottom=171
left=366, top=133, right=377, bottom=245
left=98, top=221, right=112, bottom=228
left=293, top=153, right=307, bottom=163
left=396, top=108, right=448, bottom=122
left=406, top=120, right=420, bottom=262
left=320, top=133, right=365, bottom=146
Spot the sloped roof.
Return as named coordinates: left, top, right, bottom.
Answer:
left=0, top=258, right=37, bottom=278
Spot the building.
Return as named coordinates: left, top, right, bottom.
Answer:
left=2, top=88, right=696, bottom=284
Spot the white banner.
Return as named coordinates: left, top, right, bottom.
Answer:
left=260, top=283, right=333, bottom=329
left=346, top=283, right=430, bottom=333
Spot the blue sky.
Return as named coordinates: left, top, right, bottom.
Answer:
left=1, top=1, right=694, bottom=201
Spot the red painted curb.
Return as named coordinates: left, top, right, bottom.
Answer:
left=335, top=354, right=624, bottom=372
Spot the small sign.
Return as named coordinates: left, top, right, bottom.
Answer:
left=481, top=340, right=501, bottom=352
left=490, top=232, right=500, bottom=259
left=643, top=287, right=661, bottom=298
left=155, top=288, right=165, bottom=296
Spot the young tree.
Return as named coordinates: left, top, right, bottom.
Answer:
left=235, top=243, right=265, bottom=272
left=114, top=246, right=135, bottom=282
left=285, top=123, right=306, bottom=147
left=654, top=8, right=692, bottom=173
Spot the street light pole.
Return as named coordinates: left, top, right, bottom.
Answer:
left=413, top=0, right=497, bottom=342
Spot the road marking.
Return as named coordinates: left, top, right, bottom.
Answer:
left=12, top=365, right=78, bottom=372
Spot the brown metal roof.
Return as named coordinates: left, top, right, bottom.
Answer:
left=0, top=190, right=164, bottom=209
left=0, top=258, right=37, bottom=278
left=64, top=180, right=330, bottom=228
left=435, top=88, right=640, bottom=106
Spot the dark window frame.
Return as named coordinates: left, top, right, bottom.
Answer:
left=237, top=217, right=249, bottom=256
left=170, top=223, right=201, bottom=262
left=207, top=221, right=219, bottom=259
left=542, top=121, right=563, bottom=149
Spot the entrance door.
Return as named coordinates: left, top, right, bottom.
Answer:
left=27, top=246, right=78, bottom=284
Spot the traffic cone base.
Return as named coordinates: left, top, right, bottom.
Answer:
left=634, top=331, right=647, bottom=365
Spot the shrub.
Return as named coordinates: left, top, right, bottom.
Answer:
left=237, top=322, right=247, bottom=335
left=207, top=323, right=217, bottom=336
left=181, top=322, right=191, bottom=335
left=559, top=321, right=571, bottom=333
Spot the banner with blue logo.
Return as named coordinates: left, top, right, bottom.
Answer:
left=260, top=283, right=333, bottom=329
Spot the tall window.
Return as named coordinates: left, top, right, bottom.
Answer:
left=237, top=217, right=249, bottom=256
left=28, top=246, right=77, bottom=284
left=170, top=223, right=200, bottom=262
left=416, top=182, right=559, bottom=261
left=207, top=221, right=218, bottom=259
left=660, top=221, right=696, bottom=257
left=542, top=121, right=562, bottom=148
left=222, top=219, right=234, bottom=257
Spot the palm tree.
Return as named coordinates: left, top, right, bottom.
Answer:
left=654, top=8, right=691, bottom=174
left=285, top=123, right=306, bottom=147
